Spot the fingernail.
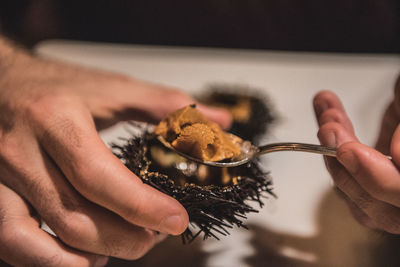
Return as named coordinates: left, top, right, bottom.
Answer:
left=337, top=150, right=358, bottom=174
left=160, top=215, right=184, bottom=235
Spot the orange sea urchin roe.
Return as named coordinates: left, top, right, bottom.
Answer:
left=155, top=105, right=241, bottom=161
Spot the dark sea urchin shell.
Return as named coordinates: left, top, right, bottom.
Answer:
left=197, top=84, right=276, bottom=145
left=112, top=128, right=275, bottom=243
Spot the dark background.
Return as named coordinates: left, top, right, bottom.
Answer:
left=1, top=0, right=399, bottom=53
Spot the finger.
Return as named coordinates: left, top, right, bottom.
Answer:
left=1, top=138, right=162, bottom=259
left=375, top=102, right=398, bottom=154
left=337, top=141, right=400, bottom=208
left=148, top=87, right=233, bottom=129
left=344, top=198, right=379, bottom=230
left=318, top=121, right=400, bottom=208
left=196, top=103, right=232, bottom=130
left=0, top=183, right=108, bottom=267
left=314, top=93, right=400, bottom=232
left=316, top=93, right=359, bottom=183
left=317, top=121, right=356, bottom=188
left=328, top=166, right=400, bottom=234
left=335, top=188, right=378, bottom=229
left=313, top=90, right=355, bottom=133
left=317, top=121, right=357, bottom=149
left=96, top=85, right=232, bottom=129
left=375, top=76, right=400, bottom=154
left=313, top=90, right=346, bottom=117
left=317, top=120, right=357, bottom=186
left=28, top=95, right=188, bottom=235
left=317, top=121, right=377, bottom=229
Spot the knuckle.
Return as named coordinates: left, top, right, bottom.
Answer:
left=24, top=92, right=84, bottom=131
left=320, top=108, right=345, bottom=124
left=53, top=212, right=94, bottom=246
left=319, top=121, right=345, bottom=134
left=25, top=92, right=68, bottom=119
left=317, top=122, right=341, bottom=142
left=72, top=160, right=109, bottom=195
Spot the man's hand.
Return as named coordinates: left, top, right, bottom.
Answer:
left=0, top=37, right=231, bottom=266
left=314, top=87, right=400, bottom=234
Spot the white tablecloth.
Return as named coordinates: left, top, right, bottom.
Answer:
left=36, top=40, right=400, bottom=267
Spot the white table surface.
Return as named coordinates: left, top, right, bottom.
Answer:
left=36, top=40, right=400, bottom=267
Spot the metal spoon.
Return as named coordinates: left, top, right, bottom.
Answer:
left=157, top=135, right=341, bottom=168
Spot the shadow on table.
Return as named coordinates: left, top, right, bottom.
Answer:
left=107, top=189, right=400, bottom=267
left=2, top=189, right=399, bottom=267
left=245, top=189, right=400, bottom=267
left=107, top=236, right=209, bottom=267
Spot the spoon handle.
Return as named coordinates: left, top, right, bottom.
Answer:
left=257, top=142, right=337, bottom=157
left=257, top=142, right=393, bottom=160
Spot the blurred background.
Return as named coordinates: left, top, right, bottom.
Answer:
left=1, top=0, right=399, bottom=53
